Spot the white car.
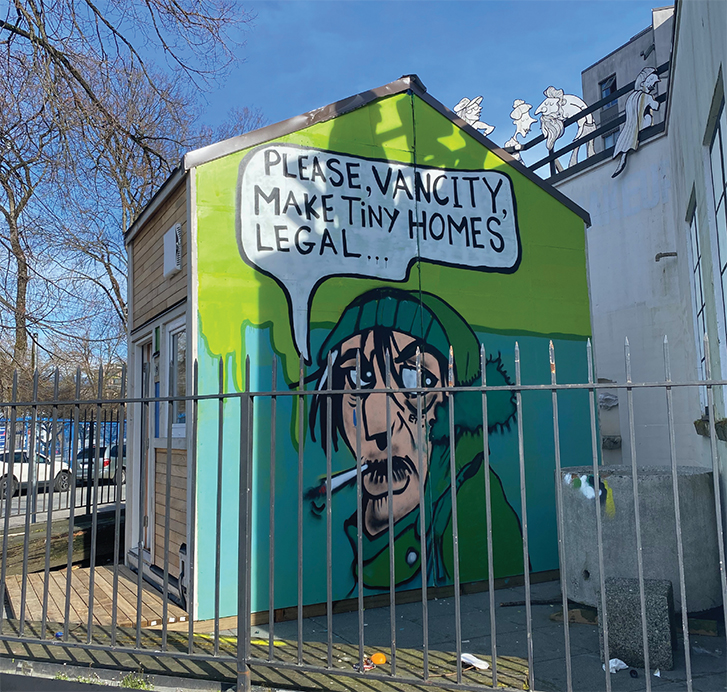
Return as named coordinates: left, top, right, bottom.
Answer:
left=0, top=451, right=72, bottom=498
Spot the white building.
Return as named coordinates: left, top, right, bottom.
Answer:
left=529, top=0, right=727, bottom=534
left=667, top=0, right=727, bottom=528
left=537, top=6, right=716, bottom=476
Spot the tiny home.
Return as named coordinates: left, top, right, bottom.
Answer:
left=124, top=75, right=592, bottom=622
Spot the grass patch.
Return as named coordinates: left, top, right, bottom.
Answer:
left=121, top=671, right=153, bottom=690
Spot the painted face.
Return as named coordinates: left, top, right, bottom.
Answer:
left=534, top=97, right=560, bottom=118
left=336, top=330, right=446, bottom=538
left=514, top=111, right=537, bottom=138
left=644, top=73, right=660, bottom=92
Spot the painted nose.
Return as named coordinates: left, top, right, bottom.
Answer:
left=362, top=391, right=390, bottom=450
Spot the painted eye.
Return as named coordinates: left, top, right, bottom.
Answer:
left=401, top=366, right=417, bottom=390
left=346, top=369, right=373, bottom=388
left=423, top=371, right=437, bottom=388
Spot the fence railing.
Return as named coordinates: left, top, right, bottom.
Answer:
left=0, top=377, right=126, bottom=522
left=0, top=338, right=726, bottom=692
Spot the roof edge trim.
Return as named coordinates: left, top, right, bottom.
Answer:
left=184, top=75, right=424, bottom=170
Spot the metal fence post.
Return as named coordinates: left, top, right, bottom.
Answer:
left=237, top=356, right=252, bottom=692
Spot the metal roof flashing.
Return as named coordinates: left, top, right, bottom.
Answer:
left=129, top=74, right=589, bottom=239
left=183, top=75, right=423, bottom=171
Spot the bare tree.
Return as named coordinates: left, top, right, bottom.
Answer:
left=0, top=0, right=258, bottom=380
left=0, top=52, right=64, bottom=364
left=0, top=0, right=251, bottom=164
left=203, top=106, right=267, bottom=143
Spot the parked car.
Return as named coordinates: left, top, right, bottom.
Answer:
left=75, top=444, right=126, bottom=485
left=0, top=451, right=72, bottom=498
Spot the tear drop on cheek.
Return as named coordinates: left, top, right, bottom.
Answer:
left=353, top=410, right=357, bottom=427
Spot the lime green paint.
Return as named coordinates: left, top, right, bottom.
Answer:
left=195, top=91, right=589, bottom=386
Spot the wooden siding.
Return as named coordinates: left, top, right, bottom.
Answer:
left=131, top=180, right=187, bottom=331
left=153, top=447, right=187, bottom=574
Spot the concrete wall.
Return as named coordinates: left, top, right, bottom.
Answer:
left=668, top=0, right=727, bottom=536
left=556, top=133, right=711, bottom=469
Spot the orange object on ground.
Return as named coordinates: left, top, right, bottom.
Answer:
left=371, top=653, right=387, bottom=665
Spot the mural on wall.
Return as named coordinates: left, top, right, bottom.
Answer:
left=453, top=96, right=495, bottom=136
left=193, top=89, right=593, bottom=619
left=535, top=87, right=597, bottom=170
left=503, top=100, right=537, bottom=162
left=305, top=287, right=524, bottom=590
left=237, top=140, right=525, bottom=589
left=238, top=143, right=521, bottom=360
left=612, top=67, right=660, bottom=178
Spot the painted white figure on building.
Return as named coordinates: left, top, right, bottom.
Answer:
left=453, top=96, right=495, bottom=136
left=504, top=99, right=537, bottom=161
left=535, top=87, right=596, bottom=171
left=612, top=67, right=660, bottom=178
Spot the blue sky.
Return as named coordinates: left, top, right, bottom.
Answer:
left=201, top=0, right=663, bottom=156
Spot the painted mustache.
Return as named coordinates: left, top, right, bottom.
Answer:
left=362, top=456, right=418, bottom=500
left=304, top=455, right=419, bottom=513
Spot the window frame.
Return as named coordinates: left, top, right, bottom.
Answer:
left=687, top=202, right=708, bottom=409
left=600, top=74, right=618, bottom=109
left=167, top=318, right=187, bottom=438
left=708, top=100, right=727, bottom=382
left=602, top=128, right=620, bottom=150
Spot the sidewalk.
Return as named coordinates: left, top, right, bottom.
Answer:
left=1, top=579, right=725, bottom=691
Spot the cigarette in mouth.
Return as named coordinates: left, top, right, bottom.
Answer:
left=305, top=463, right=368, bottom=501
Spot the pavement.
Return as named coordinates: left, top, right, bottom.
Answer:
left=234, top=579, right=727, bottom=692
left=0, top=578, right=725, bottom=691
left=0, top=671, right=111, bottom=691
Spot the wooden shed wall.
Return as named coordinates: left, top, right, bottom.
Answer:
left=153, top=447, right=187, bottom=574
left=131, top=180, right=188, bottom=331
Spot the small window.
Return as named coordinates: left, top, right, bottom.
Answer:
left=603, top=129, right=619, bottom=150
left=163, top=224, right=183, bottom=277
left=600, top=75, right=618, bottom=109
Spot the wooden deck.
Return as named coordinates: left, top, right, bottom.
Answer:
left=4, top=564, right=188, bottom=628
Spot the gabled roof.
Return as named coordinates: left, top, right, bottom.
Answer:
left=127, top=74, right=589, bottom=242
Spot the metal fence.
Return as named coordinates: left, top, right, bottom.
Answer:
left=0, top=338, right=726, bottom=692
left=0, top=375, right=126, bottom=522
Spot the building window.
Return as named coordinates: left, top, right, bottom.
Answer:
left=603, top=129, right=619, bottom=150
left=170, top=329, right=187, bottom=432
left=600, top=75, right=617, bottom=108
left=710, top=102, right=727, bottom=377
left=688, top=210, right=707, bottom=405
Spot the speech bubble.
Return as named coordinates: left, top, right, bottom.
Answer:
left=237, top=144, right=521, bottom=361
